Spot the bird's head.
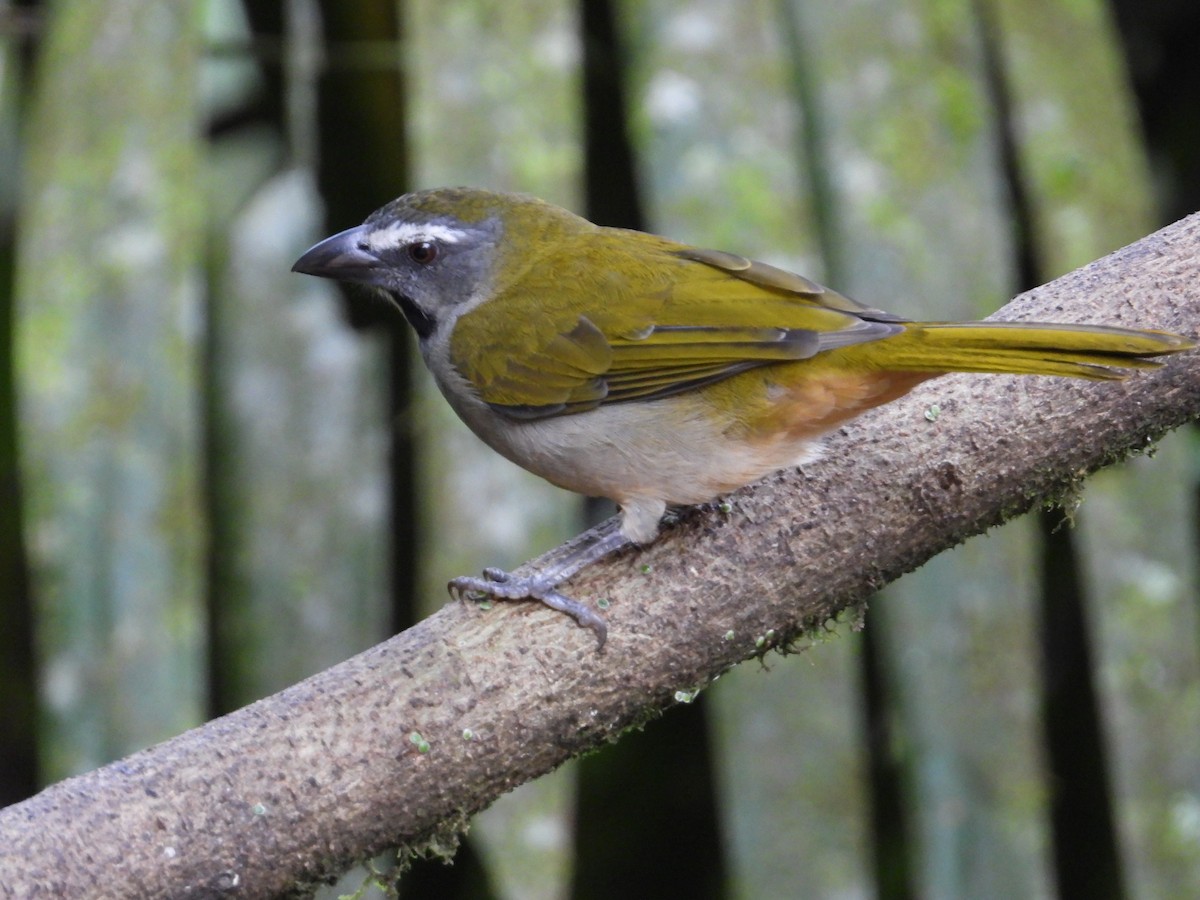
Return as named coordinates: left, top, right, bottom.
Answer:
left=292, top=187, right=586, bottom=340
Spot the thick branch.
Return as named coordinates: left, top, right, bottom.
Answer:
left=3, top=215, right=1199, bottom=898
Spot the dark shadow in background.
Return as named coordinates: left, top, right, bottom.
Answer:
left=0, top=0, right=44, bottom=808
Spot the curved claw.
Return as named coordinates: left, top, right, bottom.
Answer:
left=536, top=588, right=608, bottom=648
left=448, top=570, right=608, bottom=648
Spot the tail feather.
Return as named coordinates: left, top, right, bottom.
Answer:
left=863, top=321, right=1193, bottom=380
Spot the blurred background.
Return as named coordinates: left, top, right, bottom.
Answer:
left=1, top=0, right=1199, bottom=897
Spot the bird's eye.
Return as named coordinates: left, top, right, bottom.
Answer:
left=406, top=241, right=439, bottom=265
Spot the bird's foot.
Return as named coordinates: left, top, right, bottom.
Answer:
left=449, top=568, right=608, bottom=648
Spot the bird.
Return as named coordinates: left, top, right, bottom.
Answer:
left=293, top=187, right=1192, bottom=646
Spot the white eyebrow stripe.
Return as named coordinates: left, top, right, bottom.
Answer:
left=364, top=222, right=466, bottom=252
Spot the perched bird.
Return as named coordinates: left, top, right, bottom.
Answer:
left=293, top=187, right=1191, bottom=645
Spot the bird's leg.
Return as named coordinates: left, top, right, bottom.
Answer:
left=448, top=521, right=632, bottom=647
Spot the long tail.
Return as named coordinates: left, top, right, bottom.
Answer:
left=865, top=321, right=1193, bottom=380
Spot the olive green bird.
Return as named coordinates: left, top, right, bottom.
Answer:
left=293, top=187, right=1192, bottom=645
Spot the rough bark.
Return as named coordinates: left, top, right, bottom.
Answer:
left=2, top=215, right=1198, bottom=898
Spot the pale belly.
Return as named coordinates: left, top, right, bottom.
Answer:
left=443, top=363, right=931, bottom=542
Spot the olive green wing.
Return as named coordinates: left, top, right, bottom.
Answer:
left=448, top=237, right=905, bottom=420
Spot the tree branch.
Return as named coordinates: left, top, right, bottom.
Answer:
left=3, top=215, right=1199, bottom=898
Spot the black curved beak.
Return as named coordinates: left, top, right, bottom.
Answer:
left=292, top=224, right=389, bottom=287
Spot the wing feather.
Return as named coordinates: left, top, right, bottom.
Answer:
left=449, top=232, right=905, bottom=419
